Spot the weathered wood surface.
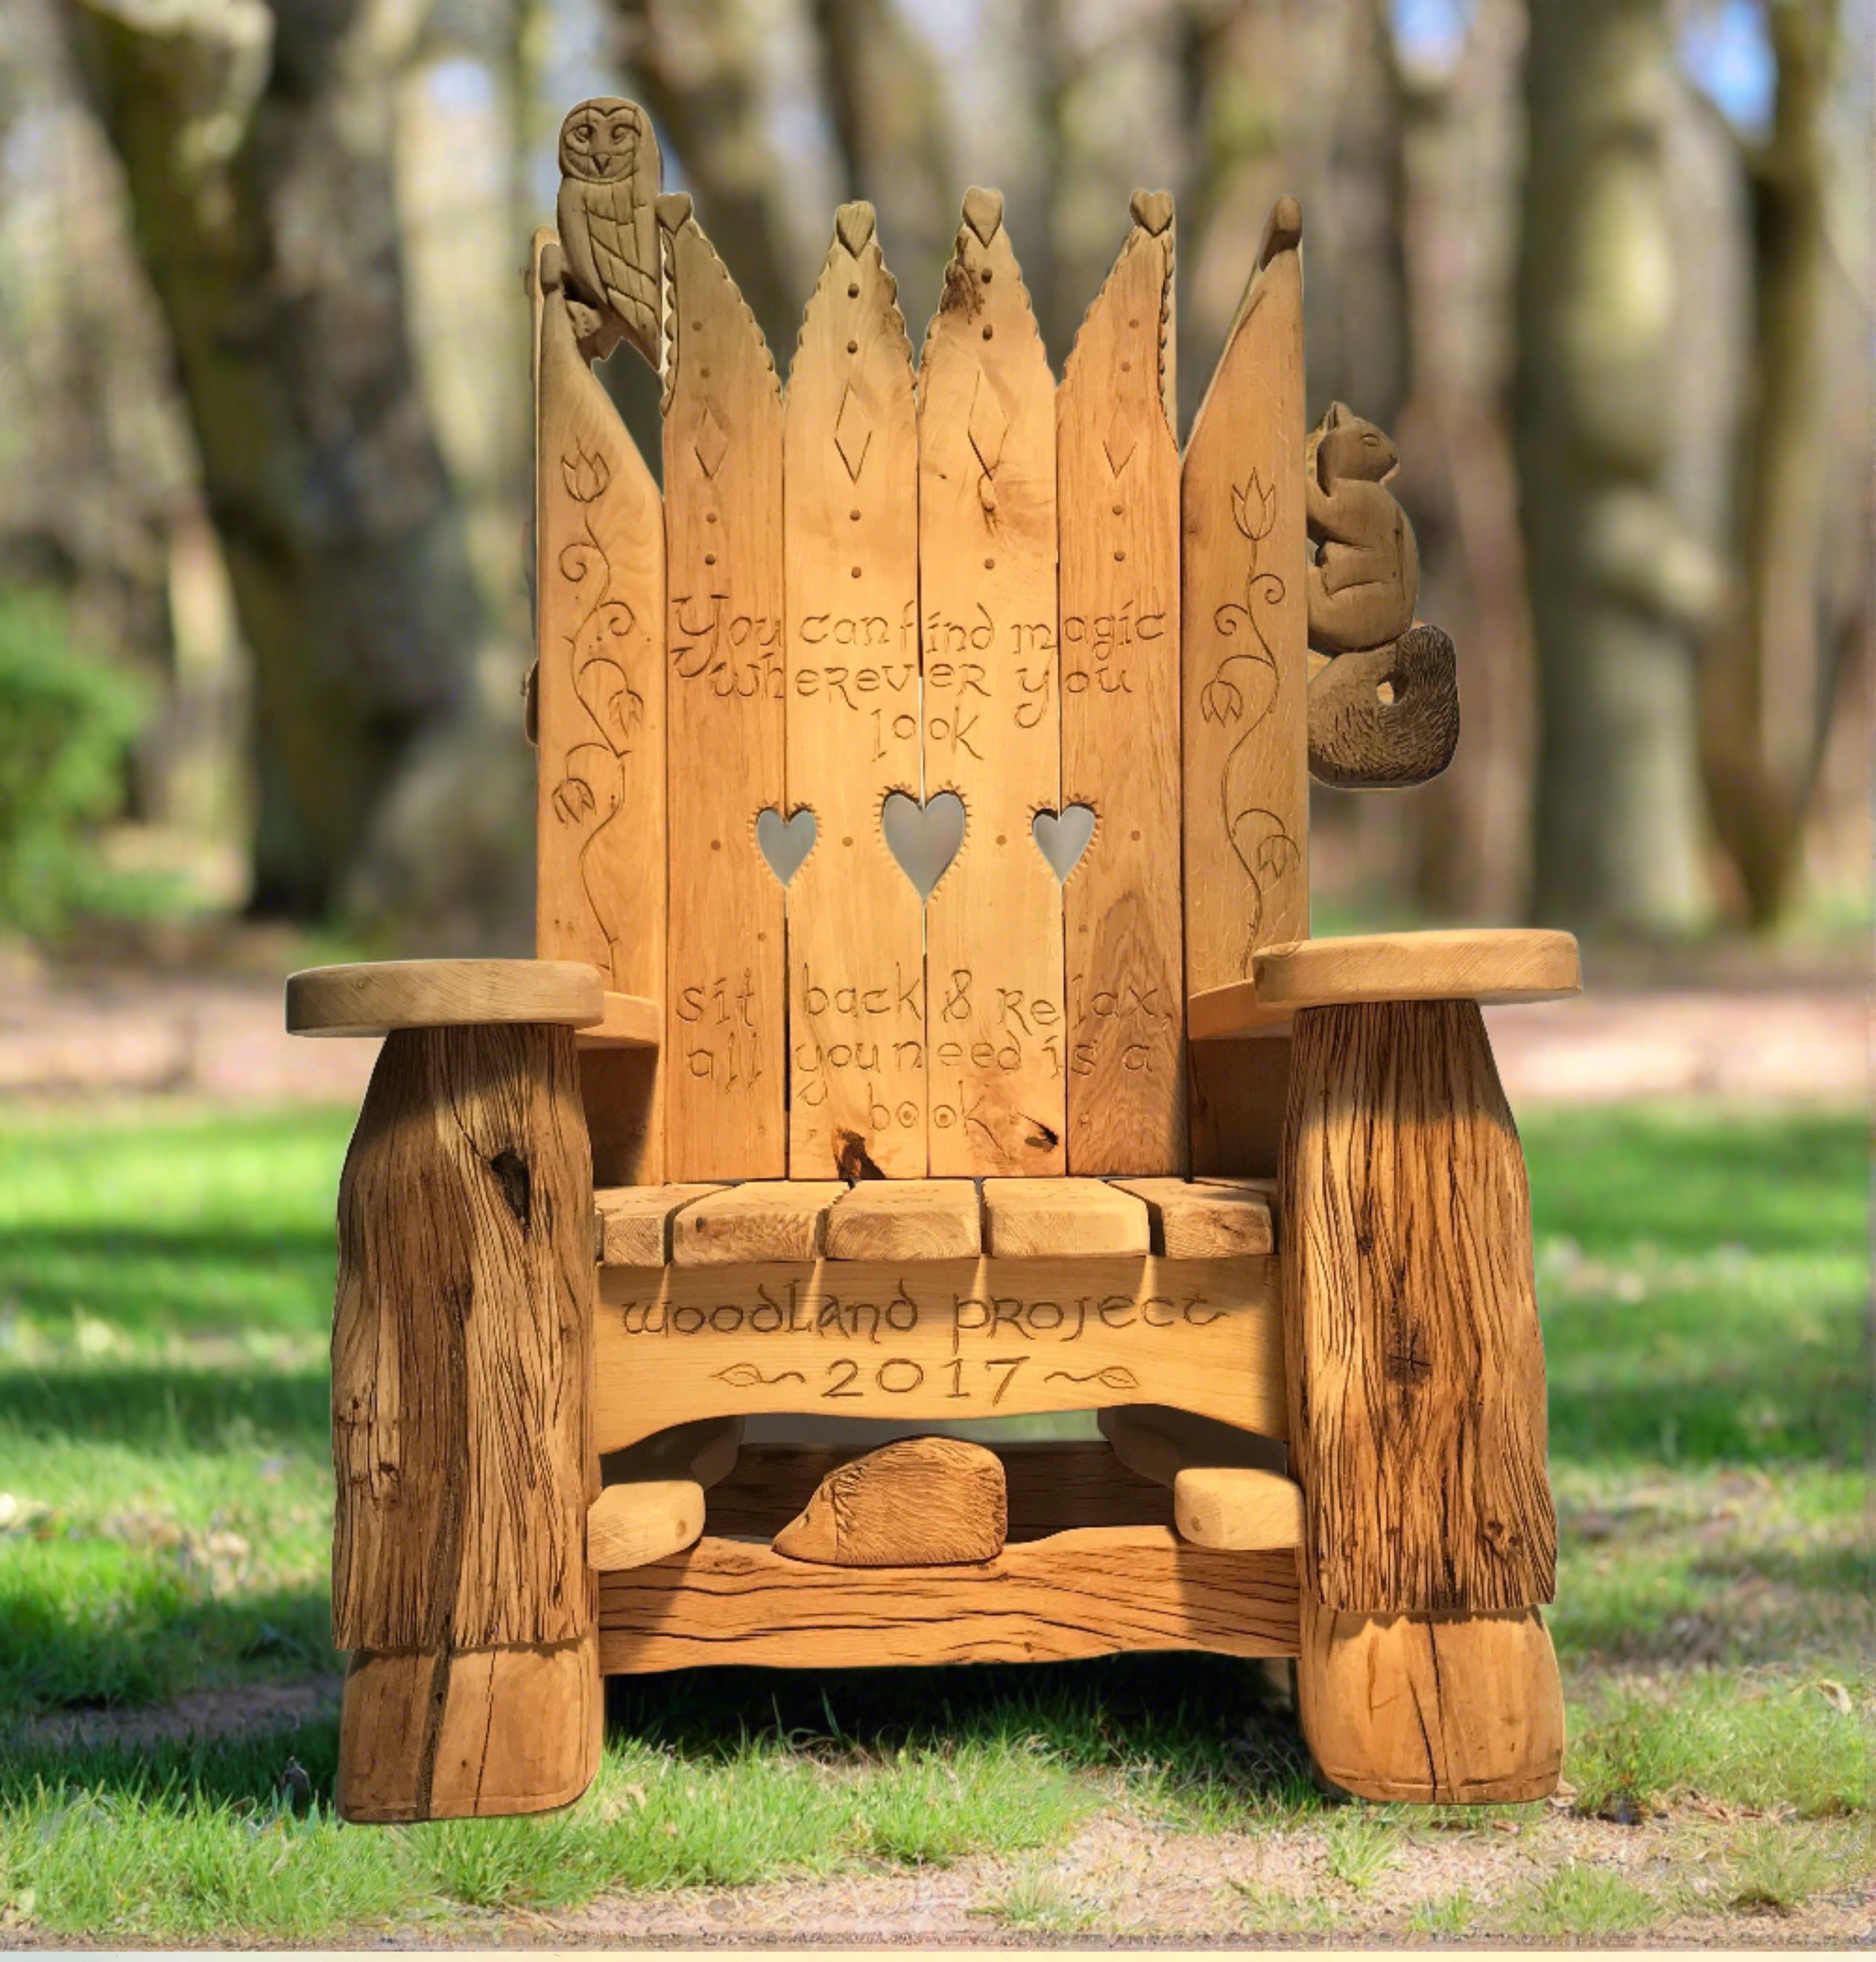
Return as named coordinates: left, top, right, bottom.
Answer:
left=586, top=1480, right=704, bottom=1569
left=772, top=1435, right=1007, bottom=1564
left=919, top=189, right=1065, bottom=1177
left=1297, top=1597, right=1565, bottom=1803
left=981, top=1178, right=1150, bottom=1257
left=1099, top=1403, right=1288, bottom=1486
left=1108, top=1177, right=1275, bottom=1257
left=1283, top=1000, right=1557, bottom=1613
left=331, top=1023, right=597, bottom=1819
left=599, top=1414, right=743, bottom=1489
left=706, top=1440, right=1175, bottom=1541
left=823, top=1179, right=982, bottom=1261
left=599, top=1529, right=1299, bottom=1669
left=1057, top=193, right=1184, bottom=1175
left=531, top=235, right=667, bottom=1002
left=1181, top=199, right=1309, bottom=987
left=339, top=1638, right=599, bottom=1823
left=670, top=1181, right=849, bottom=1265
left=594, top=1255, right=1286, bottom=1449
left=785, top=202, right=927, bottom=1178
left=1190, top=929, right=1581, bottom=1037
left=660, top=197, right=788, bottom=1180
left=595, top=1183, right=726, bottom=1266
left=1173, top=1466, right=1305, bottom=1551
left=287, top=960, right=606, bottom=1037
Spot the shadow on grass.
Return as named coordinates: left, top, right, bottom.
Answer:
left=0, top=1363, right=327, bottom=1451
left=1546, top=1370, right=1865, bottom=1467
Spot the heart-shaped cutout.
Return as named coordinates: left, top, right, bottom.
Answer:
left=1032, top=804, right=1096, bottom=882
left=882, top=790, right=965, bottom=899
left=756, top=806, right=817, bottom=886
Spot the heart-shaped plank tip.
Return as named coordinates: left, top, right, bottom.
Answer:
left=835, top=200, right=876, bottom=256
left=656, top=191, right=693, bottom=232
left=756, top=806, right=817, bottom=886
left=1032, top=804, right=1096, bottom=882
left=1130, top=189, right=1174, bottom=237
left=961, top=187, right=1004, bottom=247
left=882, top=790, right=966, bottom=899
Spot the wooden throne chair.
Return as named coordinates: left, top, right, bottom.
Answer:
left=286, top=96, right=1580, bottom=1824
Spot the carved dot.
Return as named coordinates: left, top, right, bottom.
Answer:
left=1114, top=550, right=1125, bottom=562
left=1111, top=503, right=1123, bottom=516
left=691, top=320, right=702, bottom=332
left=1129, top=317, right=1139, bottom=328
left=851, top=566, right=862, bottom=578
left=981, top=324, right=994, bottom=340
left=705, top=553, right=717, bottom=564
left=711, top=839, right=721, bottom=851
left=706, top=511, right=717, bottom=524
left=981, top=269, right=993, bottom=283
left=850, top=509, right=861, bottom=520
left=847, top=282, right=860, bottom=298
left=1120, top=359, right=1131, bottom=372
left=1130, top=829, right=1141, bottom=841
left=842, top=835, right=854, bottom=847
left=983, top=557, right=994, bottom=570
left=847, top=339, right=858, bottom=354
left=996, top=833, right=1007, bottom=845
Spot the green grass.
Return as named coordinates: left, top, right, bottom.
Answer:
left=0, top=1096, right=1866, bottom=1939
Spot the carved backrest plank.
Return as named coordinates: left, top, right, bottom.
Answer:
left=1057, top=195, right=1185, bottom=1174
left=1181, top=202, right=1310, bottom=988
left=660, top=197, right=788, bottom=1179
left=531, top=228, right=667, bottom=1181
left=783, top=204, right=927, bottom=1178
left=918, top=190, right=1065, bottom=1177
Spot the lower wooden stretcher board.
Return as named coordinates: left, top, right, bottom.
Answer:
left=593, top=1255, right=1283, bottom=1451
left=597, top=1528, right=1300, bottom=1669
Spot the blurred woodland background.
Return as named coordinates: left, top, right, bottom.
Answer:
left=1, top=0, right=1868, bottom=960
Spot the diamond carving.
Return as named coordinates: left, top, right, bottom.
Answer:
left=1103, top=416, right=1136, bottom=476
left=693, top=401, right=729, bottom=479
left=834, top=382, right=871, bottom=481
left=967, top=367, right=1007, bottom=479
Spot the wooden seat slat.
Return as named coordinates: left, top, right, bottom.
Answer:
left=1108, top=1176, right=1277, bottom=1257
left=823, top=1180, right=981, bottom=1261
left=669, top=1181, right=848, bottom=1266
left=595, top=1184, right=727, bottom=1266
left=981, top=1177, right=1150, bottom=1257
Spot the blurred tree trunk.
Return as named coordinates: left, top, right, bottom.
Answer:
left=608, top=0, right=799, bottom=361
left=1698, top=0, right=1843, bottom=925
left=65, top=0, right=484, bottom=923
left=1515, top=0, right=1720, bottom=933
left=810, top=0, right=954, bottom=304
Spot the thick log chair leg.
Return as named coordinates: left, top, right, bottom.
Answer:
left=331, top=1023, right=600, bottom=1822
left=1282, top=999, right=1564, bottom=1803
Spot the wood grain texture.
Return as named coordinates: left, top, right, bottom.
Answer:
left=771, top=1436, right=1007, bottom=1564
left=595, top=1183, right=726, bottom=1266
left=586, top=1479, right=704, bottom=1569
left=1189, top=928, right=1581, bottom=1037
left=1109, top=1177, right=1275, bottom=1257
left=599, top=1529, right=1299, bottom=1669
left=1173, top=1466, right=1305, bottom=1551
left=1099, top=1404, right=1288, bottom=1486
left=594, top=1255, right=1286, bottom=1449
left=532, top=237, right=666, bottom=1003
left=660, top=197, right=787, bottom=1179
left=575, top=993, right=663, bottom=1047
left=919, top=189, right=1065, bottom=1176
left=1297, top=1596, right=1565, bottom=1803
left=824, top=1179, right=982, bottom=1261
left=1057, top=195, right=1185, bottom=1174
left=1182, top=199, right=1309, bottom=986
left=785, top=202, right=927, bottom=1178
left=534, top=224, right=666, bottom=1183
left=981, top=1178, right=1150, bottom=1256
left=706, top=1440, right=1175, bottom=1541
left=599, top=1414, right=743, bottom=1489
left=1283, top=1000, right=1557, bottom=1613
left=1191, top=1029, right=1291, bottom=1180
left=338, top=1636, right=599, bottom=1822
left=287, top=960, right=604, bottom=1037
left=330, top=1023, right=597, bottom=1819
left=669, top=1181, right=848, bottom=1265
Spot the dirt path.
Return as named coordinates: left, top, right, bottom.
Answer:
left=0, top=965, right=1863, bottom=1108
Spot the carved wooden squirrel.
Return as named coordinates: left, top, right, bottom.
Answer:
left=1304, top=402, right=1459, bottom=789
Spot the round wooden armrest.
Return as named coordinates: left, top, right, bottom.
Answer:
left=285, top=958, right=606, bottom=1037
left=1188, top=929, right=1580, bottom=1038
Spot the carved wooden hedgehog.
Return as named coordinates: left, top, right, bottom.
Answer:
left=771, top=1436, right=1007, bottom=1566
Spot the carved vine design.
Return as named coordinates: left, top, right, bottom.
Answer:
left=553, top=435, right=645, bottom=967
left=1199, top=468, right=1301, bottom=969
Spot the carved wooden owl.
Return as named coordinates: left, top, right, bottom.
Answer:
left=555, top=97, right=662, bottom=367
